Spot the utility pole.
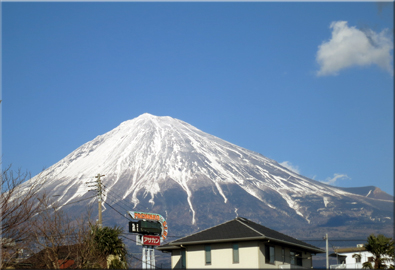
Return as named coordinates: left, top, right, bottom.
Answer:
left=96, top=174, right=104, bottom=227
left=87, top=174, right=105, bottom=228
left=324, top=233, right=329, bottom=269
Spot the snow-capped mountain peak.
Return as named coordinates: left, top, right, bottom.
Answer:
left=29, top=114, right=393, bottom=231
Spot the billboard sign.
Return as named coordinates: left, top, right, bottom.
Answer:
left=128, top=211, right=168, bottom=241
left=129, top=220, right=162, bottom=234
left=143, top=235, right=161, bottom=246
left=129, top=221, right=141, bottom=233
left=132, top=212, right=160, bottom=221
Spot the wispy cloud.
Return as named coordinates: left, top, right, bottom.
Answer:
left=316, top=21, right=393, bottom=76
left=320, top=173, right=351, bottom=186
left=280, top=161, right=300, bottom=174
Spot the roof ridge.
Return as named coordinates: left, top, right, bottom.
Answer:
left=240, top=218, right=298, bottom=240
left=170, top=218, right=238, bottom=244
left=236, top=218, right=265, bottom=237
left=335, top=247, right=367, bottom=252
left=236, top=218, right=309, bottom=245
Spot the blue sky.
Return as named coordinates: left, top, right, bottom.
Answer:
left=2, top=2, right=394, bottom=195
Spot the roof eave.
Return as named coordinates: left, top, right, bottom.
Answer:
left=167, top=236, right=266, bottom=246
left=156, top=245, right=180, bottom=251
left=159, top=236, right=324, bottom=253
left=265, top=237, right=325, bottom=254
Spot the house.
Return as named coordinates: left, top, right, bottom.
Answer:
left=15, top=245, right=80, bottom=269
left=157, top=217, right=324, bottom=269
left=15, top=243, right=124, bottom=269
left=330, top=244, right=394, bottom=269
left=16, top=244, right=106, bottom=269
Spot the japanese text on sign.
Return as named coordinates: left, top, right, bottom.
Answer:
left=143, top=235, right=161, bottom=246
left=134, top=212, right=160, bottom=221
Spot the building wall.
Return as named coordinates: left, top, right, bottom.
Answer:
left=185, top=241, right=260, bottom=269
left=258, top=242, right=313, bottom=269
left=170, top=241, right=314, bottom=269
left=333, top=251, right=394, bottom=269
left=171, top=250, right=182, bottom=269
left=340, top=251, right=371, bottom=265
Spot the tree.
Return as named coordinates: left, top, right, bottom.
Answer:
left=1, top=166, right=46, bottom=268
left=364, top=234, right=395, bottom=269
left=23, top=195, right=107, bottom=269
left=27, top=194, right=84, bottom=269
left=1, top=166, right=129, bottom=269
left=91, top=225, right=127, bottom=269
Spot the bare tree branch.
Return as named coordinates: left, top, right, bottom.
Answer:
left=1, top=165, right=46, bottom=268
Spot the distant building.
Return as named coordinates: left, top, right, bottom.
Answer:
left=157, top=217, right=324, bottom=269
left=16, top=244, right=107, bottom=269
left=16, top=245, right=80, bottom=269
left=330, top=244, right=394, bottom=269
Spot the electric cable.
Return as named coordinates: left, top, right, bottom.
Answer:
left=103, top=201, right=132, bottom=222
left=35, top=195, right=97, bottom=215
left=61, top=195, right=97, bottom=206
left=102, top=189, right=133, bottom=214
left=100, top=186, right=133, bottom=209
left=98, top=181, right=145, bottom=212
left=299, top=239, right=367, bottom=241
left=120, top=234, right=137, bottom=243
left=125, top=252, right=160, bottom=269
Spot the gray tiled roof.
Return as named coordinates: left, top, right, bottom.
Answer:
left=158, top=217, right=324, bottom=253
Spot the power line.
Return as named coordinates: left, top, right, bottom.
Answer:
left=104, top=201, right=131, bottom=222
left=100, top=183, right=136, bottom=202
left=125, top=250, right=160, bottom=269
left=299, top=239, right=368, bottom=242
left=98, top=185, right=138, bottom=218
left=102, top=189, right=133, bottom=214
left=120, top=234, right=137, bottom=243
left=62, top=195, right=97, bottom=206
left=35, top=195, right=97, bottom=215
left=99, top=183, right=143, bottom=212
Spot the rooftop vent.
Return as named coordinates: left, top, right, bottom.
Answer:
left=237, top=217, right=249, bottom=223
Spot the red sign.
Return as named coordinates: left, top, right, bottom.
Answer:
left=143, top=235, right=161, bottom=246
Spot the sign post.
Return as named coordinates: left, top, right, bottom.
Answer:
left=128, top=211, right=168, bottom=269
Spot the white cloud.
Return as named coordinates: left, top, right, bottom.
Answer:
left=316, top=21, right=393, bottom=76
left=280, top=161, right=300, bottom=174
left=320, top=173, right=350, bottom=186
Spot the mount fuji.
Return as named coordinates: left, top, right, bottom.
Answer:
left=26, top=113, right=393, bottom=238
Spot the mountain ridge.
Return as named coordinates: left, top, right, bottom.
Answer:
left=25, top=113, right=393, bottom=236
left=336, top=186, right=393, bottom=201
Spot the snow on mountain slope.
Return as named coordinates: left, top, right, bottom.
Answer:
left=27, top=113, right=393, bottom=230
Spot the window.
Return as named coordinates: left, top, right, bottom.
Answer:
left=281, top=248, right=285, bottom=263
left=296, top=253, right=303, bottom=266
left=233, top=243, right=239, bottom=263
left=181, top=250, right=186, bottom=269
left=265, top=245, right=275, bottom=264
left=368, top=257, right=374, bottom=263
left=355, top=256, right=361, bottom=263
left=205, top=245, right=211, bottom=265
left=290, top=251, right=295, bottom=265
left=291, top=251, right=302, bottom=266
